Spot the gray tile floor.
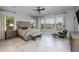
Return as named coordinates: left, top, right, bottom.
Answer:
left=0, top=34, right=71, bottom=52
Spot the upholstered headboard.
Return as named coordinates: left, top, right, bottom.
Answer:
left=16, top=21, right=31, bottom=29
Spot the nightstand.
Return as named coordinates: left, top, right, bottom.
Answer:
left=5, top=30, right=18, bottom=39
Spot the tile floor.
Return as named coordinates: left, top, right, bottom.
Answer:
left=0, top=34, right=71, bottom=52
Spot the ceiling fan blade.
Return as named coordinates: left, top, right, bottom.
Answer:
left=40, top=8, right=45, bottom=11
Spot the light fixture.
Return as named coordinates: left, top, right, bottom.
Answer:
left=9, top=23, right=14, bottom=27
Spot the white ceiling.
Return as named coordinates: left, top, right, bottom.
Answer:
left=0, top=6, right=76, bottom=17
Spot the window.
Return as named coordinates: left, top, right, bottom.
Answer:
left=40, top=16, right=64, bottom=30
left=31, top=20, right=36, bottom=29
left=6, top=16, right=14, bottom=31
left=56, top=17, right=64, bottom=30
left=41, top=19, right=45, bottom=29
left=45, top=18, right=55, bottom=29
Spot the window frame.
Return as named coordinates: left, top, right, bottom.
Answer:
left=40, top=16, right=65, bottom=30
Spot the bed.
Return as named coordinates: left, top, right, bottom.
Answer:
left=18, top=28, right=42, bottom=41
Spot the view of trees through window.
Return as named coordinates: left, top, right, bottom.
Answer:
left=40, top=17, right=64, bottom=30
left=41, top=19, right=45, bottom=29
left=30, top=17, right=64, bottom=30
left=6, top=16, right=14, bottom=31
left=45, top=18, right=56, bottom=29
left=56, top=17, right=64, bottom=30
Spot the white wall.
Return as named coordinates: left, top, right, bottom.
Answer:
left=65, top=9, right=76, bottom=32
left=0, top=13, right=5, bottom=40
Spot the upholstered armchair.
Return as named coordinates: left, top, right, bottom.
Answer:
left=58, top=30, right=68, bottom=38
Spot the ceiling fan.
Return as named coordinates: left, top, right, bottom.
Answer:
left=33, top=6, right=45, bottom=13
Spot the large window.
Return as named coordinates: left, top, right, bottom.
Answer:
left=45, top=18, right=55, bottom=29
left=40, top=17, right=64, bottom=29
left=31, top=20, right=36, bottom=29
left=41, top=19, right=45, bottom=29
left=56, top=17, right=64, bottom=30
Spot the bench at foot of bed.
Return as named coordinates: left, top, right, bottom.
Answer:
left=32, top=34, right=42, bottom=41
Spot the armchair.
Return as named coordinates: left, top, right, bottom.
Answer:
left=58, top=30, right=68, bottom=38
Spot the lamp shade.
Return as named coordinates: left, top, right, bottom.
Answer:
left=9, top=23, right=14, bottom=26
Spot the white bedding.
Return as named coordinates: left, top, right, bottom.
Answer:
left=18, top=28, right=41, bottom=40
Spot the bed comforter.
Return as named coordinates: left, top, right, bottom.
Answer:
left=18, top=29, right=42, bottom=40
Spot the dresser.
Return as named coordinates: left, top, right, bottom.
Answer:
left=70, top=31, right=79, bottom=52
left=5, top=30, right=17, bottom=39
